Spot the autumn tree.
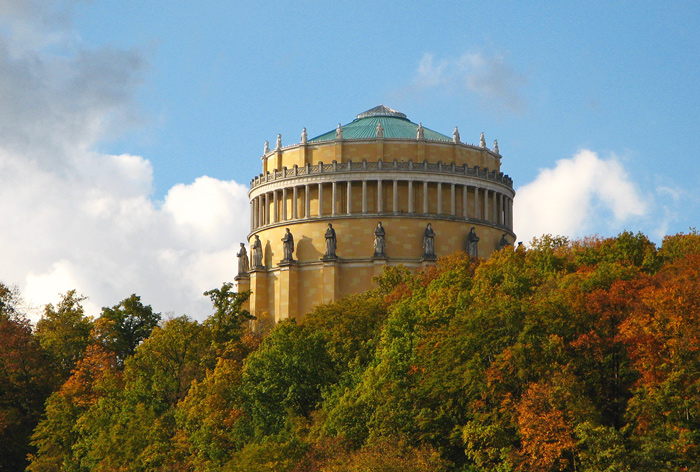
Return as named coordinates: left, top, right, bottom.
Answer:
left=35, top=290, right=93, bottom=381
left=98, top=294, right=161, bottom=365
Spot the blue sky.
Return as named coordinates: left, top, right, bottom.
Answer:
left=1, top=0, right=699, bottom=318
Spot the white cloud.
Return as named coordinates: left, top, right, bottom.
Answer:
left=413, top=51, right=526, bottom=113
left=514, top=150, right=648, bottom=244
left=0, top=2, right=250, bottom=321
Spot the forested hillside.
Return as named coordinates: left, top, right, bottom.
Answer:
left=2, top=231, right=700, bottom=471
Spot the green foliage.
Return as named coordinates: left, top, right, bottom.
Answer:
left=203, top=283, right=254, bottom=349
left=35, top=290, right=93, bottom=381
left=0, top=308, right=53, bottom=471
left=242, top=321, right=336, bottom=438
left=18, top=231, right=700, bottom=471
left=99, top=294, right=161, bottom=365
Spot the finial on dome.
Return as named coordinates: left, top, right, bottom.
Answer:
left=336, top=123, right=343, bottom=140
left=493, top=139, right=499, bottom=154
left=376, top=121, right=384, bottom=138
left=301, top=127, right=308, bottom=144
left=479, top=132, right=486, bottom=148
left=453, top=126, right=460, bottom=143
left=417, top=123, right=424, bottom=140
left=264, top=140, right=270, bottom=155
left=276, top=134, right=282, bottom=150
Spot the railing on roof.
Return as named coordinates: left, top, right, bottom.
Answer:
left=250, top=158, right=514, bottom=190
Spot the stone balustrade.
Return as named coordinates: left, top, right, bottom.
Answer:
left=250, top=158, right=513, bottom=190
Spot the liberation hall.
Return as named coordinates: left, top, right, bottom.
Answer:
left=235, top=105, right=515, bottom=320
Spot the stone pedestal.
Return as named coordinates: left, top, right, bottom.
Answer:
left=234, top=274, right=251, bottom=312
left=322, top=259, right=340, bottom=304
left=248, top=269, right=268, bottom=317
left=277, top=262, right=298, bottom=321
left=372, top=257, right=388, bottom=279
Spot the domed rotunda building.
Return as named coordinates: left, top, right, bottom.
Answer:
left=236, top=105, right=515, bottom=321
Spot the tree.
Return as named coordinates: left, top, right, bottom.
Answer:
left=98, top=294, right=161, bottom=365
left=203, top=283, right=253, bottom=350
left=242, top=321, right=336, bottom=438
left=35, top=290, right=93, bottom=381
left=0, top=310, right=53, bottom=471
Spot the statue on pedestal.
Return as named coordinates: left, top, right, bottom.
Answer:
left=252, top=235, right=263, bottom=269
left=499, top=233, right=511, bottom=250
left=417, top=123, right=424, bottom=140
left=282, top=228, right=294, bottom=262
left=479, top=132, right=486, bottom=148
left=467, top=227, right=480, bottom=258
left=325, top=223, right=337, bottom=258
left=275, top=133, right=282, bottom=150
left=336, top=123, right=343, bottom=140
left=374, top=222, right=386, bottom=257
left=237, top=243, right=249, bottom=275
left=376, top=122, right=384, bottom=138
left=423, top=223, right=435, bottom=258
left=453, top=126, right=460, bottom=143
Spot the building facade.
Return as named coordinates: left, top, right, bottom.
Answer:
left=236, top=106, right=515, bottom=321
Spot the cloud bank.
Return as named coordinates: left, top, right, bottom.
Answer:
left=0, top=2, right=250, bottom=320
left=514, top=150, right=648, bottom=244
left=413, top=51, right=526, bottom=113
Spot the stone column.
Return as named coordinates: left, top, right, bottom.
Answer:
left=264, top=193, right=270, bottom=225
left=318, top=182, right=323, bottom=217
left=304, top=184, right=310, bottom=219
left=499, top=193, right=504, bottom=225
left=362, top=180, right=367, bottom=214
left=347, top=181, right=352, bottom=214
left=408, top=181, right=414, bottom=214
left=423, top=181, right=428, bottom=214
left=377, top=180, right=383, bottom=213
left=273, top=190, right=278, bottom=223
left=484, top=189, right=489, bottom=222
left=509, top=197, right=514, bottom=229
left=259, top=196, right=264, bottom=226
left=474, top=188, right=480, bottom=220
left=250, top=200, right=254, bottom=230
left=463, top=185, right=469, bottom=219
left=332, top=182, right=337, bottom=216
left=393, top=180, right=398, bottom=214
left=292, top=186, right=298, bottom=219
left=282, top=187, right=287, bottom=221
left=450, top=183, right=456, bottom=216
left=437, top=182, right=442, bottom=215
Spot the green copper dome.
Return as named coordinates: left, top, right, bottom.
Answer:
left=309, top=105, right=452, bottom=142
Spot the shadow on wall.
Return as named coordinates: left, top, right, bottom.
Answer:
left=297, top=235, right=323, bottom=260
left=264, top=239, right=273, bottom=268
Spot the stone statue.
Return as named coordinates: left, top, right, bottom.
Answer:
left=479, top=132, right=486, bottom=148
left=494, top=139, right=499, bottom=154
left=264, top=141, right=270, bottom=155
left=423, top=223, right=435, bottom=258
left=325, top=223, right=337, bottom=258
left=282, top=228, right=294, bottom=262
left=499, top=233, right=511, bottom=249
left=467, top=227, right=480, bottom=258
left=376, top=121, right=384, bottom=138
left=252, top=235, right=263, bottom=269
left=453, top=126, right=460, bottom=143
left=302, top=127, right=308, bottom=144
left=275, top=133, right=282, bottom=150
left=417, top=123, right=424, bottom=140
left=336, top=123, right=343, bottom=140
left=237, top=243, right=249, bottom=275
left=373, top=222, right=386, bottom=257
